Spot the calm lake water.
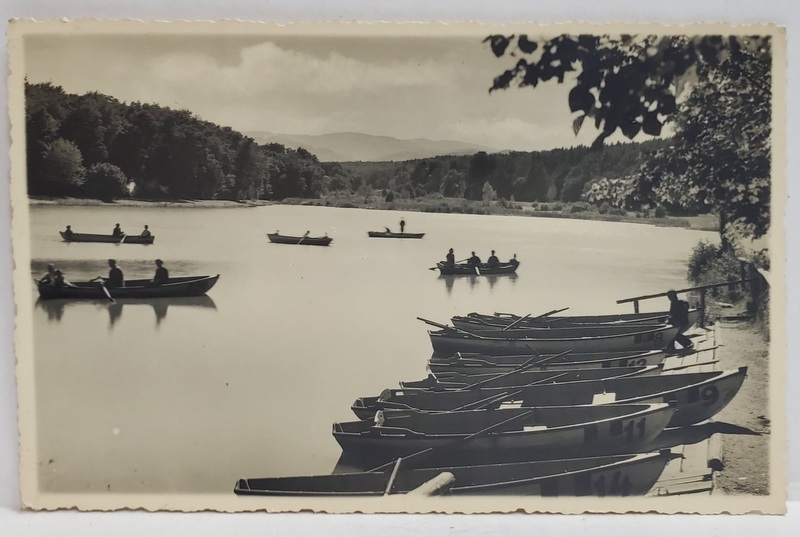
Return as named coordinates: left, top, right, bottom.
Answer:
left=27, top=204, right=716, bottom=494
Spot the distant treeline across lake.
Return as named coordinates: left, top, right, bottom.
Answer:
left=27, top=82, right=669, bottom=212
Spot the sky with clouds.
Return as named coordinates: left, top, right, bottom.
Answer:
left=24, top=29, right=659, bottom=152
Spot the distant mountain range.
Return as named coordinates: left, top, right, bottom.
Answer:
left=243, top=131, right=501, bottom=162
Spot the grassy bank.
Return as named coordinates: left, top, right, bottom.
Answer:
left=29, top=196, right=272, bottom=209
left=282, top=193, right=719, bottom=232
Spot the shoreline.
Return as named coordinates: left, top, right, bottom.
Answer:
left=29, top=196, right=719, bottom=233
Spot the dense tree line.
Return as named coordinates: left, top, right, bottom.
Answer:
left=25, top=82, right=354, bottom=201
left=342, top=139, right=669, bottom=205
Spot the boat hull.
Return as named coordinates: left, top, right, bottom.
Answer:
left=429, top=325, right=680, bottom=356
left=60, top=231, right=154, bottom=244
left=37, top=275, right=220, bottom=300
left=458, top=310, right=701, bottom=332
left=353, top=368, right=747, bottom=426
left=429, top=350, right=670, bottom=374
left=368, top=231, right=425, bottom=239
left=267, top=233, right=332, bottom=246
left=437, top=262, right=518, bottom=276
left=234, top=451, right=673, bottom=497
left=333, top=404, right=674, bottom=464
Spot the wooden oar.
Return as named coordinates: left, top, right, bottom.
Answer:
left=416, top=317, right=478, bottom=337
left=100, top=283, right=115, bottom=304
left=456, top=351, right=571, bottom=391
left=532, top=307, right=569, bottom=320
left=119, top=233, right=126, bottom=244
left=502, top=313, right=531, bottom=331
left=366, top=409, right=536, bottom=473
left=428, top=258, right=469, bottom=270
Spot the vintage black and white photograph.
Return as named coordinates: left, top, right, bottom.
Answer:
left=7, top=20, right=786, bottom=513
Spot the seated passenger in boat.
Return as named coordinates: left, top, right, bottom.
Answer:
left=508, top=254, right=519, bottom=267
left=468, top=252, right=482, bottom=267
left=104, top=259, right=125, bottom=288
left=445, top=248, right=455, bottom=266
left=112, top=223, right=124, bottom=237
left=53, top=269, right=75, bottom=288
left=487, top=250, right=500, bottom=269
left=63, top=225, right=74, bottom=239
left=140, top=225, right=152, bottom=238
left=38, top=263, right=57, bottom=285
left=151, top=259, right=169, bottom=285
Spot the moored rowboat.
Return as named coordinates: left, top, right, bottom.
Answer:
left=368, top=231, right=425, bottom=239
left=454, top=309, right=701, bottom=332
left=333, top=403, right=674, bottom=463
left=59, top=231, right=154, bottom=244
left=429, top=325, right=681, bottom=356
left=267, top=233, right=332, bottom=246
left=234, top=451, right=675, bottom=496
left=352, top=368, right=747, bottom=427
left=36, top=275, right=220, bottom=300
left=400, top=365, right=661, bottom=391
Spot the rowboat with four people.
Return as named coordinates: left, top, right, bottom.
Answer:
left=36, top=275, right=220, bottom=300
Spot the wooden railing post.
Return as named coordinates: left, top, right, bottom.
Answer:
left=699, top=289, right=706, bottom=328
left=633, top=300, right=640, bottom=314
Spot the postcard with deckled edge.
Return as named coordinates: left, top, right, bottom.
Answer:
left=7, top=19, right=787, bottom=513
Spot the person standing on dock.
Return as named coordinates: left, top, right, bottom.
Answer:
left=112, top=223, right=124, bottom=237
left=468, top=251, right=482, bottom=268
left=487, top=250, right=500, bottom=268
left=445, top=248, right=455, bottom=266
left=400, top=219, right=406, bottom=233
left=666, top=290, right=694, bottom=351
left=140, top=225, right=152, bottom=238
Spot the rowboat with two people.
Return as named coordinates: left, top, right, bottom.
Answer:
left=352, top=367, right=747, bottom=427
left=234, top=450, right=676, bottom=497
left=267, top=231, right=332, bottom=246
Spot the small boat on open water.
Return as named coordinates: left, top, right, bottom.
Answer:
left=437, top=262, right=518, bottom=276
left=36, top=275, right=220, bottom=300
left=368, top=231, right=425, bottom=239
left=59, top=231, right=154, bottom=244
left=267, top=232, right=332, bottom=246
left=234, top=450, right=675, bottom=496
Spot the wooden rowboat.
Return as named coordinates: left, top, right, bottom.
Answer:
left=436, top=262, right=519, bottom=276
left=428, top=350, right=670, bottom=374
left=59, top=231, right=154, bottom=244
left=454, top=309, right=701, bottom=332
left=333, top=403, right=675, bottom=463
left=352, top=368, right=747, bottom=427
left=234, top=451, right=675, bottom=496
left=36, top=275, right=219, bottom=300
left=399, top=365, right=661, bottom=391
left=429, top=325, right=680, bottom=356
left=267, top=233, right=332, bottom=246
left=442, top=323, right=670, bottom=339
left=368, top=231, right=425, bottom=239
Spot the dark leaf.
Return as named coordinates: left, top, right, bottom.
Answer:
left=572, top=114, right=586, bottom=136
left=521, top=63, right=540, bottom=87
left=590, top=132, right=609, bottom=151
left=568, top=85, right=595, bottom=113
left=489, top=69, right=517, bottom=92
left=657, top=94, right=677, bottom=115
left=518, top=34, right=538, bottom=54
left=620, top=117, right=641, bottom=139
left=484, top=35, right=513, bottom=57
left=642, top=113, right=663, bottom=136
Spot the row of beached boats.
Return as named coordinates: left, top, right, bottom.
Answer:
left=234, top=307, right=745, bottom=497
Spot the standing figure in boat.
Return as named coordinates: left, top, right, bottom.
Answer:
left=399, top=219, right=406, bottom=233
left=112, top=223, right=124, bottom=237
left=140, top=225, right=152, bottom=238
left=151, top=259, right=169, bottom=285
left=666, top=290, right=694, bottom=350
left=487, top=250, right=500, bottom=269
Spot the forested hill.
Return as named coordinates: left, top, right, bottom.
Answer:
left=26, top=82, right=667, bottom=206
left=25, top=82, right=353, bottom=201
left=343, top=139, right=668, bottom=204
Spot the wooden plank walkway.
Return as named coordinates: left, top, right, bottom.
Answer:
left=647, top=324, right=722, bottom=496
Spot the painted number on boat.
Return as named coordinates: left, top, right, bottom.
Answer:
left=611, top=418, right=647, bottom=443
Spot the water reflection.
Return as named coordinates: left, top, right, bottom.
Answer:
left=436, top=272, right=518, bottom=292
left=438, top=274, right=455, bottom=294
left=36, top=296, right=217, bottom=328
